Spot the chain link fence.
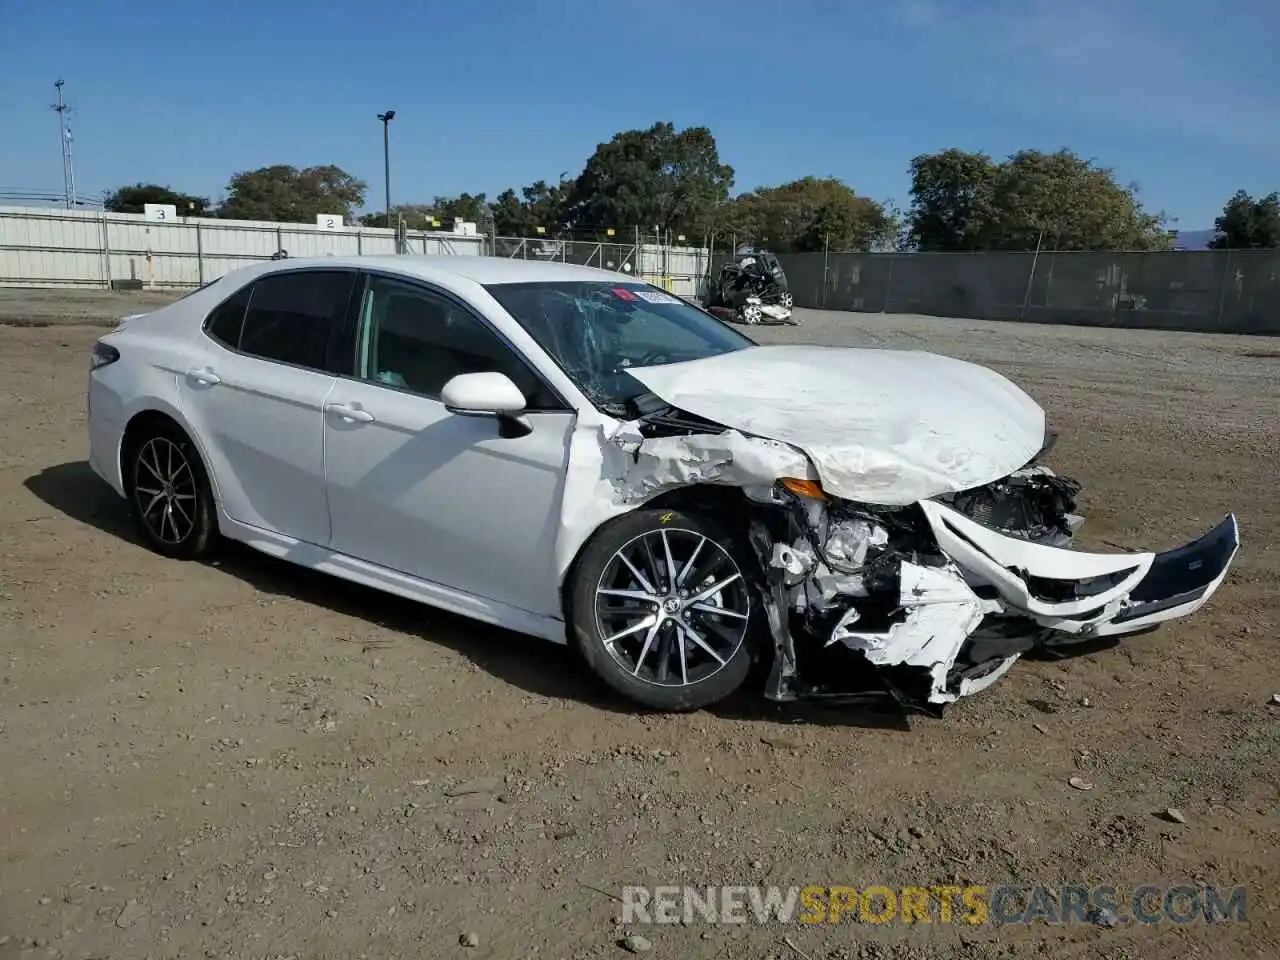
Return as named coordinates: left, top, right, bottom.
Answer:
left=492, top=236, right=641, bottom=273
left=492, top=236, right=711, bottom=299
left=775, top=248, right=1280, bottom=335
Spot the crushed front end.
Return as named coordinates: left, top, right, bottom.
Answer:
left=606, top=401, right=1239, bottom=713
left=747, top=467, right=1239, bottom=712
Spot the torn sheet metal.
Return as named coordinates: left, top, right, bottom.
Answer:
left=552, top=420, right=636, bottom=591
left=549, top=364, right=1238, bottom=705
left=771, top=539, right=819, bottom=585
left=830, top=561, right=1001, bottom=704
left=552, top=418, right=818, bottom=587
left=627, top=344, right=1046, bottom=506
left=607, top=428, right=815, bottom=503
left=769, top=532, right=867, bottom=607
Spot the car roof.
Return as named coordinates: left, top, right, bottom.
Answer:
left=241, top=255, right=636, bottom=287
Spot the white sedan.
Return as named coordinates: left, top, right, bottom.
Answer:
left=86, top=256, right=1239, bottom=713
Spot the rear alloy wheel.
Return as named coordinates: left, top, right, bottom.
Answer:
left=127, top=425, right=219, bottom=560
left=571, top=509, right=758, bottom=711
left=740, top=302, right=763, bottom=324
left=778, top=291, right=794, bottom=308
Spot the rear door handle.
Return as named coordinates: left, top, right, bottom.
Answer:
left=186, top=367, right=221, bottom=385
left=324, top=401, right=375, bottom=423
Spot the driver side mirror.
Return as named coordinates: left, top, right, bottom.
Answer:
left=440, top=372, right=532, bottom=437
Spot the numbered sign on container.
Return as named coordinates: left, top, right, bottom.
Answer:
left=144, top=204, right=177, bottom=223
left=316, top=214, right=343, bottom=230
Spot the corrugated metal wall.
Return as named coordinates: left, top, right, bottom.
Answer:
left=0, top=207, right=486, bottom=289
left=0, top=207, right=715, bottom=295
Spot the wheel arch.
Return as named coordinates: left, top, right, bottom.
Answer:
left=118, top=406, right=217, bottom=502
left=557, top=483, right=758, bottom=630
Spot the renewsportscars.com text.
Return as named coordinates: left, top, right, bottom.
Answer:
left=620, top=884, right=1246, bottom=926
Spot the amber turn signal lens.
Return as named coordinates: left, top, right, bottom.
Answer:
left=780, top=477, right=824, bottom=500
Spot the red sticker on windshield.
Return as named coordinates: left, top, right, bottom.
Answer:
left=611, top=287, right=638, bottom=300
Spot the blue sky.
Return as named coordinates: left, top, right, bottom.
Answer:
left=2, top=0, right=1277, bottom=229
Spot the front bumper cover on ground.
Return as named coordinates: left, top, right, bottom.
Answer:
left=763, top=509, right=1240, bottom=708
left=919, top=502, right=1240, bottom=640
left=1063, top=512, right=1240, bottom=638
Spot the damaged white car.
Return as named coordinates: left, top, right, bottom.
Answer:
left=86, top=257, right=1240, bottom=714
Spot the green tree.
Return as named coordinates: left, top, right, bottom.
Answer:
left=217, top=164, right=366, bottom=223
left=880, top=199, right=914, bottom=251
left=715, top=178, right=896, bottom=252
left=432, top=192, right=489, bottom=227
left=490, top=179, right=572, bottom=236
left=104, top=183, right=210, bottom=217
left=905, top=149, right=999, bottom=251
left=358, top=195, right=490, bottom=231
left=358, top=204, right=437, bottom=229
left=1208, top=190, right=1280, bottom=249
left=905, top=148, right=1169, bottom=252
left=569, top=122, right=733, bottom=235
left=489, top=189, right=526, bottom=235
left=987, top=150, right=1169, bottom=251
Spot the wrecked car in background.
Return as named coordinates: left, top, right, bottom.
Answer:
left=703, top=251, right=797, bottom=325
left=86, top=256, right=1240, bottom=716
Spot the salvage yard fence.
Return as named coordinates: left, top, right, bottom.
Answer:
left=5, top=205, right=1277, bottom=335
left=0, top=206, right=713, bottom=298
left=491, top=235, right=710, bottom=297
left=776, top=247, right=1280, bottom=335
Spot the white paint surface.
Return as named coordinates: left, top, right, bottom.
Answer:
left=628, top=344, right=1047, bottom=505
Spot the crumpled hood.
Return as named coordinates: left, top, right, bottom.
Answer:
left=626, top=344, right=1046, bottom=506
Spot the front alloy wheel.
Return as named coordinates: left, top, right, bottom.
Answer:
left=571, top=508, right=759, bottom=711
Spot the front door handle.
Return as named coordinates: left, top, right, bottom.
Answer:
left=324, top=401, right=375, bottom=423
left=186, top=367, right=221, bottom=386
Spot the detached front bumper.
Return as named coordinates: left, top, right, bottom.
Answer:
left=779, top=506, right=1240, bottom=708
left=919, top=501, right=1240, bottom=641
left=1075, top=513, right=1239, bottom=638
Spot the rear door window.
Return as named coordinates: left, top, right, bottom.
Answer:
left=238, top=270, right=357, bottom=371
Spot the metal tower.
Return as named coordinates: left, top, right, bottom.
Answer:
left=51, top=79, right=77, bottom=208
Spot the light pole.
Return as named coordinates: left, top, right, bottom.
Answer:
left=376, top=110, right=395, bottom=228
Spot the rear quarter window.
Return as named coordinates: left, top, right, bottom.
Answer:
left=203, top=286, right=252, bottom=348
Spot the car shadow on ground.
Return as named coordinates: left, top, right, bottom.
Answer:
left=25, top=460, right=912, bottom=731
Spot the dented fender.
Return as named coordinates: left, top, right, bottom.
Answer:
left=552, top=417, right=820, bottom=587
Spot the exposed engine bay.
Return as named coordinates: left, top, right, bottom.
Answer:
left=752, top=465, right=1082, bottom=710
left=613, top=397, right=1240, bottom=714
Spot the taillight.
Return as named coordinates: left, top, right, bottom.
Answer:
left=90, top=341, right=120, bottom=369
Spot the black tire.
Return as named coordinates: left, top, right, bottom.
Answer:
left=569, top=507, right=763, bottom=711
left=124, top=420, right=220, bottom=560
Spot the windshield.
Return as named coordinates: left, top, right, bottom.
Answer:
left=483, top=280, right=755, bottom=415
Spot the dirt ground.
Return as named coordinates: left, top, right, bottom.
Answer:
left=1, top=288, right=1277, bottom=960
